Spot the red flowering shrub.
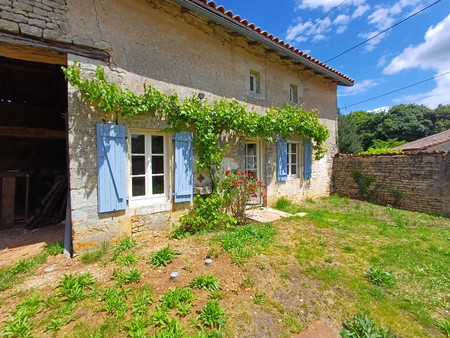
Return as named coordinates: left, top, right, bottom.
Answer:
left=218, top=170, right=267, bottom=218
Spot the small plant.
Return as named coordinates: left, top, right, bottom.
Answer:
left=273, top=197, right=304, bottom=214
left=253, top=290, right=266, bottom=305
left=147, top=246, right=181, bottom=267
left=113, top=267, right=142, bottom=285
left=57, top=272, right=96, bottom=301
left=390, top=189, right=405, bottom=206
left=436, top=318, right=450, bottom=337
left=319, top=240, right=327, bottom=247
left=159, top=287, right=196, bottom=310
left=366, top=267, right=395, bottom=287
left=117, top=252, right=139, bottom=267
left=45, top=301, right=77, bottom=333
left=1, top=309, right=32, bottom=338
left=113, top=237, right=136, bottom=259
left=150, top=306, right=170, bottom=327
left=340, top=311, right=395, bottom=337
left=80, top=242, right=110, bottom=263
left=45, top=241, right=64, bottom=256
left=351, top=170, right=380, bottom=203
left=190, top=274, right=220, bottom=291
left=155, top=318, right=186, bottom=337
left=242, top=275, right=254, bottom=288
left=126, top=316, right=150, bottom=338
left=100, top=286, right=129, bottom=318
left=176, top=302, right=192, bottom=316
left=132, top=286, right=153, bottom=316
left=325, top=256, right=334, bottom=263
left=343, top=246, right=355, bottom=253
left=197, top=300, right=226, bottom=328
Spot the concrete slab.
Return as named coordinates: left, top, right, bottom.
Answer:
left=244, top=207, right=307, bottom=223
left=294, top=320, right=338, bottom=338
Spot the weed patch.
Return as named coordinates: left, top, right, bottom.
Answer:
left=366, top=267, right=395, bottom=287
left=80, top=242, right=109, bottom=263
left=147, top=246, right=181, bottom=267
left=219, top=223, right=276, bottom=264
left=197, top=300, right=226, bottom=328
left=190, top=274, right=220, bottom=291
left=340, top=311, right=395, bottom=337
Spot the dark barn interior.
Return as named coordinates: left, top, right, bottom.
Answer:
left=0, top=55, right=68, bottom=230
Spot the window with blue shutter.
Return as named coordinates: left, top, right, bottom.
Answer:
left=97, top=124, right=127, bottom=213
left=277, top=138, right=288, bottom=182
left=174, top=132, right=194, bottom=203
left=304, top=140, right=312, bottom=179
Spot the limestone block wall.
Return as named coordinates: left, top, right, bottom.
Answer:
left=333, top=152, right=450, bottom=217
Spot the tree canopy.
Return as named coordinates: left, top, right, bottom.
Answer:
left=338, top=104, right=450, bottom=154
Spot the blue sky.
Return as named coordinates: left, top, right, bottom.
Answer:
left=215, top=0, right=450, bottom=113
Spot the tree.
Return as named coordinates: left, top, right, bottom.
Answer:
left=433, top=104, right=450, bottom=133
left=337, top=112, right=363, bottom=154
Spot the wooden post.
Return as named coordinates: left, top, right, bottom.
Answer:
left=1, top=177, right=15, bottom=227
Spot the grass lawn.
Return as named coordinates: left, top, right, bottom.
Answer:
left=0, top=195, right=448, bottom=337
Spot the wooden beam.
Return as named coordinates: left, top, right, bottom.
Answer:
left=0, top=40, right=66, bottom=65
left=0, top=126, right=65, bottom=139
left=247, top=40, right=259, bottom=46
left=0, top=31, right=110, bottom=63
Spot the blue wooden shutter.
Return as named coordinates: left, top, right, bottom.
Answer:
left=304, top=140, right=312, bottom=179
left=96, top=124, right=127, bottom=213
left=277, top=138, right=288, bottom=182
left=174, top=132, right=194, bottom=203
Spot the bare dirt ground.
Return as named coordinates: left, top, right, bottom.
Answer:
left=0, top=222, right=65, bottom=269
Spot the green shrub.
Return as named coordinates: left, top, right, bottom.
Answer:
left=147, top=246, right=181, bottom=267
left=113, top=237, right=136, bottom=259
left=366, top=267, right=395, bottom=287
left=150, top=306, right=170, bottom=327
left=197, top=300, right=226, bottom=328
left=340, top=311, right=395, bottom=337
left=436, top=318, right=450, bottom=337
left=190, top=275, right=220, bottom=291
left=45, top=241, right=64, bottom=256
left=57, top=272, right=96, bottom=301
left=253, top=290, right=266, bottom=305
left=132, top=286, right=153, bottom=316
left=117, top=252, right=139, bottom=267
left=126, top=316, right=149, bottom=338
left=112, top=267, right=142, bottom=285
left=159, top=287, right=196, bottom=310
left=100, top=286, right=129, bottom=318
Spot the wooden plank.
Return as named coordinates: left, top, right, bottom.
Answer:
left=0, top=40, right=67, bottom=65
left=0, top=31, right=110, bottom=63
left=1, top=177, right=15, bottom=228
left=0, top=126, right=65, bottom=139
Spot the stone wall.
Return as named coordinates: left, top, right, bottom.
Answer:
left=333, top=152, right=450, bottom=217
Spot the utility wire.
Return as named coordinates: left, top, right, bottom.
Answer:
left=325, top=0, right=442, bottom=63
left=287, top=0, right=348, bottom=44
left=340, top=70, right=450, bottom=110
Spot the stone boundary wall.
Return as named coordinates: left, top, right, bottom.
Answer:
left=332, top=152, right=449, bottom=217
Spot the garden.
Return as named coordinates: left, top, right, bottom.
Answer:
left=1, top=195, right=449, bottom=337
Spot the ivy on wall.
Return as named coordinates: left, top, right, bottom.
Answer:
left=63, top=61, right=330, bottom=177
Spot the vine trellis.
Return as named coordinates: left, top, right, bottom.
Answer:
left=63, top=62, right=330, bottom=182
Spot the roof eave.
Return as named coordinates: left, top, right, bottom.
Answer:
left=172, top=0, right=354, bottom=87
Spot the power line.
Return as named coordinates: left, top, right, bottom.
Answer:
left=339, top=70, right=450, bottom=110
left=287, top=0, right=348, bottom=44
left=325, top=0, right=442, bottom=63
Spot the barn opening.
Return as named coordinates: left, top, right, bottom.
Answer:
left=0, top=53, right=68, bottom=242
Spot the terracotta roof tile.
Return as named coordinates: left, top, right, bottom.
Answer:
left=394, top=129, right=450, bottom=150
left=191, top=0, right=353, bottom=84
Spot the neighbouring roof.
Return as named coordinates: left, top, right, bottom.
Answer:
left=174, top=0, right=354, bottom=86
left=394, top=129, right=450, bottom=151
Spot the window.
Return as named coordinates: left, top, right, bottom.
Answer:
left=245, top=142, right=259, bottom=177
left=249, top=71, right=260, bottom=94
left=287, top=142, right=300, bottom=179
left=289, top=84, right=298, bottom=103
left=130, top=133, right=166, bottom=199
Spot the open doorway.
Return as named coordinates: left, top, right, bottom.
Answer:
left=0, top=54, right=68, bottom=252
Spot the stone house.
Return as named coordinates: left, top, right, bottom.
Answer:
left=0, top=0, right=353, bottom=253
left=394, top=129, right=450, bottom=152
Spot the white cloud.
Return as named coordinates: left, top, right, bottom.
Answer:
left=297, top=0, right=365, bottom=11
left=338, top=79, right=379, bottom=97
left=377, top=55, right=387, bottom=67
left=384, top=14, right=450, bottom=74
left=333, top=14, right=350, bottom=25
left=368, top=106, right=390, bottom=113
left=286, top=17, right=332, bottom=43
left=352, top=4, right=370, bottom=18
left=384, top=14, right=450, bottom=108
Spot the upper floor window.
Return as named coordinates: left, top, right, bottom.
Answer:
left=249, top=70, right=260, bottom=94
left=289, top=84, right=298, bottom=103
left=130, top=133, right=166, bottom=199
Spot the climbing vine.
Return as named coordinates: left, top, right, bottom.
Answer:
left=62, top=61, right=330, bottom=177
